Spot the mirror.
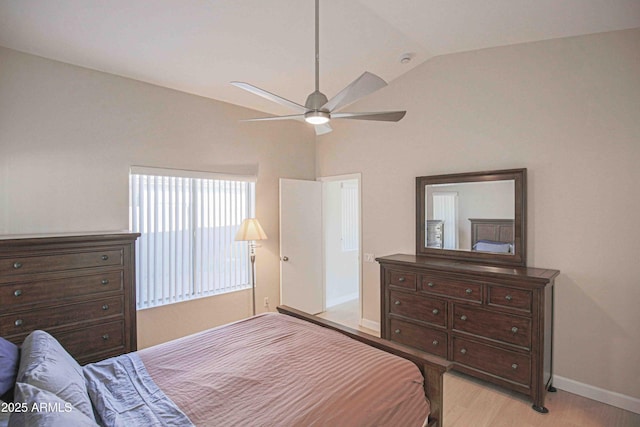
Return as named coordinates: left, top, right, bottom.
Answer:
left=416, top=169, right=526, bottom=267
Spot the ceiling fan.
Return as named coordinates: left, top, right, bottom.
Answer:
left=231, top=0, right=406, bottom=136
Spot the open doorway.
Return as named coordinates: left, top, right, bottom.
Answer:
left=318, top=174, right=361, bottom=329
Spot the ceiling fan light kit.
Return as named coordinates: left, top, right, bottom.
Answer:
left=231, top=0, right=406, bottom=135
left=305, top=111, right=330, bottom=125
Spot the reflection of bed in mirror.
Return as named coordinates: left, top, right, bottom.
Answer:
left=469, top=218, right=514, bottom=253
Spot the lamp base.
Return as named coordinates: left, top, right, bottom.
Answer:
left=250, top=252, right=256, bottom=316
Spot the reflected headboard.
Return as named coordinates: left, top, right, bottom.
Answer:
left=469, top=218, right=515, bottom=253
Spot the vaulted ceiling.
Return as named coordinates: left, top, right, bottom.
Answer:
left=1, top=0, right=639, bottom=116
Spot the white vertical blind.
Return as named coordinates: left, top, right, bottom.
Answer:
left=433, top=192, right=458, bottom=250
left=341, top=181, right=358, bottom=252
left=129, top=169, right=255, bottom=309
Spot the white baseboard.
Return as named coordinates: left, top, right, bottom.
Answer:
left=359, top=318, right=380, bottom=333
left=553, top=375, right=640, bottom=414
left=325, top=292, right=359, bottom=308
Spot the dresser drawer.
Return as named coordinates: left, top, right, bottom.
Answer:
left=389, top=318, right=447, bottom=358
left=389, top=291, right=446, bottom=326
left=388, top=270, right=417, bottom=291
left=453, top=337, right=531, bottom=385
left=488, top=285, right=532, bottom=312
left=56, top=320, right=125, bottom=361
left=0, top=249, right=123, bottom=276
left=419, top=275, right=482, bottom=302
left=453, top=304, right=531, bottom=348
left=1, top=295, right=124, bottom=336
left=0, top=271, right=123, bottom=307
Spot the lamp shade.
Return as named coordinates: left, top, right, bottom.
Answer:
left=235, top=218, right=268, bottom=241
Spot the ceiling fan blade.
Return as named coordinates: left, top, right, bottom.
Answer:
left=332, top=111, right=406, bottom=122
left=321, top=72, right=387, bottom=113
left=240, top=114, right=306, bottom=122
left=231, top=82, right=307, bottom=113
left=314, top=123, right=333, bottom=135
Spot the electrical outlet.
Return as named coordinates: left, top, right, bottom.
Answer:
left=364, top=253, right=375, bottom=263
left=264, top=297, right=269, bottom=307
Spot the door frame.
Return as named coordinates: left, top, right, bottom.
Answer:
left=318, top=173, right=362, bottom=324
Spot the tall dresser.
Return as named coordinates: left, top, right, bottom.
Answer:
left=0, top=233, right=139, bottom=364
left=378, top=254, right=559, bottom=412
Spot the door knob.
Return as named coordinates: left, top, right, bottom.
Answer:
left=281, top=256, right=289, bottom=262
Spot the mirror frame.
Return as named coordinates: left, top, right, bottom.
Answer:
left=416, top=168, right=527, bottom=267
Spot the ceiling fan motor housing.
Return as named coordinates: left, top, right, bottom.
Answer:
left=305, top=90, right=329, bottom=110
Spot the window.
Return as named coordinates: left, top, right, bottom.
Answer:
left=129, top=167, right=255, bottom=309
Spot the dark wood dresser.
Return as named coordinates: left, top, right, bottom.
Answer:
left=378, top=254, right=559, bottom=412
left=0, top=233, right=139, bottom=364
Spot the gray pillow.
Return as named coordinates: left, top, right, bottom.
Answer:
left=8, top=382, right=98, bottom=427
left=0, top=337, right=19, bottom=397
left=17, top=331, right=96, bottom=421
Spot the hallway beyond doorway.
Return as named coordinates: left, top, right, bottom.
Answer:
left=317, top=299, right=378, bottom=336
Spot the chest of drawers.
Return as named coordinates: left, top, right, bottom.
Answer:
left=378, top=254, right=559, bottom=413
left=0, top=233, right=139, bottom=364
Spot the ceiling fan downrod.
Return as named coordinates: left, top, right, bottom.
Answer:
left=304, top=0, right=330, bottom=123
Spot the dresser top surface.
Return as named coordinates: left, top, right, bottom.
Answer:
left=376, top=253, right=559, bottom=283
left=0, top=230, right=135, bottom=240
left=0, top=232, right=140, bottom=249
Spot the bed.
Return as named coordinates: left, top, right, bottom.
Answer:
left=469, top=218, right=514, bottom=253
left=1, top=305, right=450, bottom=427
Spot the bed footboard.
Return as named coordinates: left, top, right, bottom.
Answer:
left=277, top=305, right=451, bottom=427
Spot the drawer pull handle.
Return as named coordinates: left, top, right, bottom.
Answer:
left=505, top=295, right=513, bottom=301
left=394, top=300, right=401, bottom=305
left=13, top=262, right=22, bottom=269
left=102, top=304, right=109, bottom=311
left=101, top=279, right=110, bottom=285
left=13, top=289, right=22, bottom=297
left=102, top=334, right=110, bottom=341
left=398, top=277, right=406, bottom=283
left=394, top=329, right=401, bottom=334
left=460, top=315, right=468, bottom=321
left=432, top=340, right=439, bottom=346
left=511, top=326, right=519, bottom=333
left=432, top=309, right=439, bottom=315
left=465, top=288, right=472, bottom=295
left=512, top=363, right=518, bottom=370
left=426, top=282, right=434, bottom=287
left=101, top=255, right=109, bottom=261
left=460, top=348, right=467, bottom=355
left=14, top=319, right=23, bottom=327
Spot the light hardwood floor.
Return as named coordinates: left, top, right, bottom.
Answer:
left=319, top=300, right=640, bottom=427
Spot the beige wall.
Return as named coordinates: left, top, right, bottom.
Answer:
left=0, top=46, right=316, bottom=348
left=317, top=29, right=640, bottom=400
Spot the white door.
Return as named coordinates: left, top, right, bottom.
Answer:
left=279, top=178, right=323, bottom=314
